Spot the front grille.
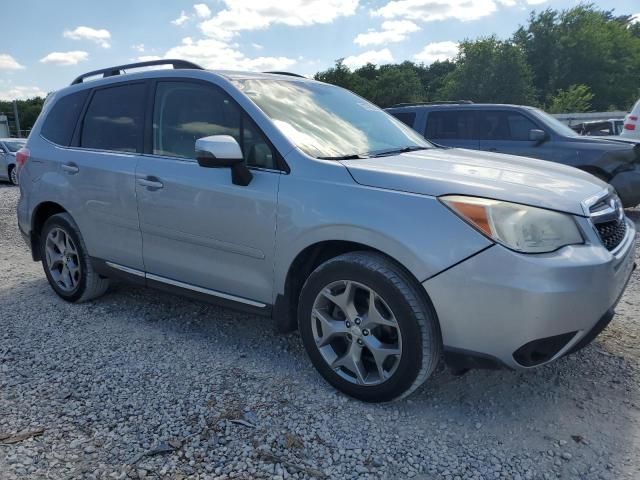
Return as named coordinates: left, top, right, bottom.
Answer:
left=588, top=192, right=627, bottom=251
left=595, top=219, right=627, bottom=251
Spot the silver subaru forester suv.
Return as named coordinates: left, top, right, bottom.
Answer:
left=16, top=60, right=636, bottom=402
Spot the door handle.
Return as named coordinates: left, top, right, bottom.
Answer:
left=61, top=162, right=79, bottom=174
left=137, top=177, right=164, bottom=189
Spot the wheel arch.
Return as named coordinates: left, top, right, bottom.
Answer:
left=273, top=239, right=434, bottom=334
left=577, top=165, right=611, bottom=182
left=30, top=201, right=69, bottom=261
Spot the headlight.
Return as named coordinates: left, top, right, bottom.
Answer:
left=440, top=195, right=583, bottom=253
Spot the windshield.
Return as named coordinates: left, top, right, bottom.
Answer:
left=529, top=108, right=580, bottom=137
left=4, top=141, right=25, bottom=152
left=234, top=79, right=431, bottom=158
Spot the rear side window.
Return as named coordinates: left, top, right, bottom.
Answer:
left=153, top=81, right=277, bottom=169
left=41, top=90, right=89, bottom=146
left=80, top=83, right=146, bottom=153
left=425, top=110, right=476, bottom=140
left=391, top=112, right=416, bottom=128
left=478, top=111, right=539, bottom=141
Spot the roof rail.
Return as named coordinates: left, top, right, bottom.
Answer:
left=390, top=100, right=474, bottom=108
left=263, top=71, right=306, bottom=78
left=70, top=59, right=204, bottom=85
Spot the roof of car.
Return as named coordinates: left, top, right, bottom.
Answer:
left=387, top=103, right=537, bottom=111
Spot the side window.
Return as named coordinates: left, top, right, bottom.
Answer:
left=153, top=81, right=277, bottom=169
left=81, top=83, right=146, bottom=152
left=425, top=110, right=475, bottom=140
left=41, top=89, right=89, bottom=146
left=391, top=112, right=416, bottom=128
left=478, top=111, right=538, bottom=141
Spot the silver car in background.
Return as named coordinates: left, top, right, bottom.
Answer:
left=1, top=138, right=26, bottom=185
left=16, top=60, right=637, bottom=402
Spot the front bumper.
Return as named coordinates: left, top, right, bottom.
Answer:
left=424, top=218, right=636, bottom=370
left=611, top=165, right=640, bottom=208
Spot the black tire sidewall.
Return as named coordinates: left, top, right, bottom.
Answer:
left=9, top=166, right=18, bottom=185
left=299, top=257, right=429, bottom=402
left=40, top=215, right=88, bottom=302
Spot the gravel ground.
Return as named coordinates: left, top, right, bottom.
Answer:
left=0, top=183, right=639, bottom=480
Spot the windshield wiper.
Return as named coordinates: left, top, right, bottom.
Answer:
left=317, top=154, right=369, bottom=160
left=370, top=146, right=429, bottom=157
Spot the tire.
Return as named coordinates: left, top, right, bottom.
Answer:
left=39, top=213, right=109, bottom=302
left=298, top=251, right=441, bottom=402
left=8, top=165, right=18, bottom=185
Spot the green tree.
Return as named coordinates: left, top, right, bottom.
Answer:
left=438, top=37, right=536, bottom=104
left=514, top=5, right=640, bottom=110
left=547, top=84, right=594, bottom=113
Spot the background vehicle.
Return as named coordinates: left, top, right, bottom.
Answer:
left=571, top=119, right=624, bottom=136
left=386, top=102, right=640, bottom=207
left=16, top=61, right=636, bottom=402
left=0, top=138, right=26, bottom=185
left=621, top=99, right=640, bottom=139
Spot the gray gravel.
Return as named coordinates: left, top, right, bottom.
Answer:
left=1, top=183, right=639, bottom=480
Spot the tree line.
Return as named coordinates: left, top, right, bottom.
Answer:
left=315, top=4, right=640, bottom=112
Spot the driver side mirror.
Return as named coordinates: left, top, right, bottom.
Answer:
left=196, top=135, right=253, bottom=186
left=529, top=129, right=548, bottom=144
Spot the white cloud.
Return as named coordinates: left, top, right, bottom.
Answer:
left=199, top=0, right=359, bottom=40
left=343, top=48, right=394, bottom=69
left=63, top=26, right=111, bottom=48
left=40, top=51, right=88, bottom=66
left=194, top=3, right=212, bottom=18
left=630, top=12, right=639, bottom=24
left=172, top=11, right=190, bottom=26
left=0, top=54, right=24, bottom=70
left=137, top=55, right=163, bottom=62
left=355, top=20, right=419, bottom=46
left=252, top=43, right=264, bottom=50
left=414, top=41, right=459, bottom=64
left=132, top=43, right=145, bottom=53
left=373, top=0, right=498, bottom=22
left=163, top=37, right=296, bottom=71
left=0, top=85, right=47, bottom=101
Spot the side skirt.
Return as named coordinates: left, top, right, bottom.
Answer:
left=91, top=258, right=272, bottom=317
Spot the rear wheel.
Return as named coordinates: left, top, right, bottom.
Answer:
left=298, top=252, right=441, bottom=402
left=8, top=165, right=18, bottom=185
left=40, top=213, right=109, bottom=302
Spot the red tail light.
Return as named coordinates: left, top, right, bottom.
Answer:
left=624, top=124, right=636, bottom=131
left=15, top=147, right=30, bottom=168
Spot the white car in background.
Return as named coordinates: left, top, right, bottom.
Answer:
left=0, top=138, right=26, bottom=185
left=621, top=99, right=640, bottom=139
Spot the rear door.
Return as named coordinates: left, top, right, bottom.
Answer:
left=58, top=82, right=146, bottom=270
left=423, top=109, right=479, bottom=149
left=135, top=80, right=280, bottom=306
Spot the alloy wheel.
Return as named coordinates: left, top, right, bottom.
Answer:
left=45, top=227, right=81, bottom=292
left=311, top=280, right=402, bottom=386
left=9, top=167, right=18, bottom=185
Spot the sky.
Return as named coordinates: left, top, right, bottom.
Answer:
left=1, top=0, right=638, bottom=101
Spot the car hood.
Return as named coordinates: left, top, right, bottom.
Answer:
left=341, top=148, right=607, bottom=216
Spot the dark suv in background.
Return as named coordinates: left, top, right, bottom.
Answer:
left=386, top=102, right=640, bottom=207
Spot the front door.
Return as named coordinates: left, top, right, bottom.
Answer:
left=135, top=80, right=281, bottom=306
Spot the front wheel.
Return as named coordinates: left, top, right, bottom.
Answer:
left=8, top=165, right=18, bottom=185
left=298, top=252, right=441, bottom=402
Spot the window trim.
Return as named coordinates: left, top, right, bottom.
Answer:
left=72, top=79, right=149, bottom=154
left=146, top=77, right=289, bottom=173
